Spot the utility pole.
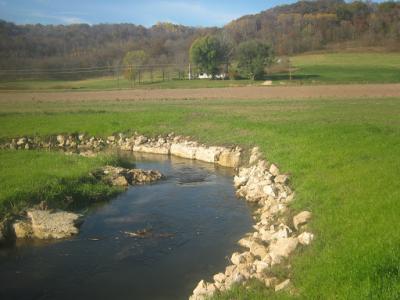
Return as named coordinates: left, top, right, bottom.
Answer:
left=130, top=65, right=133, bottom=88
left=188, top=63, right=192, bottom=80
left=117, top=64, right=120, bottom=89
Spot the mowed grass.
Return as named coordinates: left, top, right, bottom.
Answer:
left=290, top=52, right=400, bottom=84
left=0, top=96, right=399, bottom=298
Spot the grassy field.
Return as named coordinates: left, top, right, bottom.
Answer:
left=288, top=52, right=400, bottom=84
left=0, top=95, right=399, bottom=298
left=1, top=52, right=399, bottom=90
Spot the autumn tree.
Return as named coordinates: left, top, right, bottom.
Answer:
left=236, top=40, right=274, bottom=80
left=189, top=35, right=228, bottom=78
left=122, top=50, right=149, bottom=80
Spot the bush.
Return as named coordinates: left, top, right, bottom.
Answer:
left=237, top=40, right=274, bottom=80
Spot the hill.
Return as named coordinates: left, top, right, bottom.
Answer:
left=0, top=0, right=399, bottom=71
left=225, top=0, right=400, bottom=54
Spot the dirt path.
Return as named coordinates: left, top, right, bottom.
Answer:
left=1, top=84, right=400, bottom=102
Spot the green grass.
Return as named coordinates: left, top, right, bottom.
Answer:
left=0, top=77, right=257, bottom=91
left=2, top=52, right=399, bottom=90
left=0, top=96, right=399, bottom=299
left=287, top=52, right=400, bottom=84
left=0, top=150, right=121, bottom=217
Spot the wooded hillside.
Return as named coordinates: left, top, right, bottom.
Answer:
left=0, top=0, right=399, bottom=70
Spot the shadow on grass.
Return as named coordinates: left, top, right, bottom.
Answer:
left=265, top=74, right=320, bottom=81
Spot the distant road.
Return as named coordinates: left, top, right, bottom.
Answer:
left=1, top=84, right=400, bottom=102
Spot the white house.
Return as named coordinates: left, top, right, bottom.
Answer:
left=198, top=72, right=227, bottom=79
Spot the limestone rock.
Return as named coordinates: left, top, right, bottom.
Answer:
left=231, top=272, right=246, bottom=285
left=112, top=176, right=129, bottom=187
left=217, top=148, right=241, bottom=168
left=275, top=279, right=291, bottom=292
left=298, top=232, right=314, bottom=245
left=235, top=263, right=254, bottom=279
left=27, top=210, right=83, bottom=239
left=234, top=175, right=248, bottom=189
left=263, top=185, right=277, bottom=197
left=249, top=241, right=269, bottom=259
left=238, top=235, right=254, bottom=248
left=195, top=146, right=222, bottom=163
left=275, top=174, right=289, bottom=184
left=132, top=144, right=170, bottom=155
left=13, top=220, right=33, bottom=239
left=120, top=142, right=133, bottom=151
left=231, top=252, right=244, bottom=265
left=134, top=135, right=148, bottom=146
left=171, top=142, right=198, bottom=159
left=293, top=211, right=312, bottom=230
left=17, top=137, right=27, bottom=146
left=190, top=280, right=216, bottom=300
left=249, top=147, right=262, bottom=165
left=107, top=136, right=116, bottom=142
left=264, top=277, right=278, bottom=287
left=213, top=272, right=226, bottom=283
left=224, top=264, right=237, bottom=277
left=231, top=251, right=254, bottom=265
left=56, top=135, right=65, bottom=146
left=254, top=260, right=270, bottom=273
left=127, top=169, right=162, bottom=184
left=269, top=238, right=298, bottom=264
left=261, top=223, right=292, bottom=242
left=269, top=164, right=280, bottom=176
left=100, top=166, right=162, bottom=187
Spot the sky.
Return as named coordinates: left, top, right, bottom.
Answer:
left=0, top=0, right=300, bottom=27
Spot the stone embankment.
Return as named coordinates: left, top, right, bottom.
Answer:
left=0, top=133, right=242, bottom=168
left=189, top=147, right=314, bottom=299
left=0, top=133, right=313, bottom=298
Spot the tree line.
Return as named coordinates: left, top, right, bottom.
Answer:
left=0, top=0, right=399, bottom=75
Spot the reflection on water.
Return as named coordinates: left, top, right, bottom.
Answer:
left=0, top=152, right=253, bottom=300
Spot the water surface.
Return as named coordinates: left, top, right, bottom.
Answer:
left=0, top=153, right=253, bottom=300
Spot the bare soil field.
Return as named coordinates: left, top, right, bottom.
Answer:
left=1, top=84, right=400, bottom=102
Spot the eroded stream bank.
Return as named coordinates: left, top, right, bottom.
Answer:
left=0, top=153, right=254, bottom=300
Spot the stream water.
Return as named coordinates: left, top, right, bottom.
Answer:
left=0, top=153, right=253, bottom=300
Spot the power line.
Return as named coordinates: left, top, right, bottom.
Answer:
left=0, top=63, right=186, bottom=74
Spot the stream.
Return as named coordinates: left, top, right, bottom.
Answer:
left=0, top=152, right=254, bottom=300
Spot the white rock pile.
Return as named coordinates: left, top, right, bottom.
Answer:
left=97, top=165, right=163, bottom=187
left=189, top=147, right=314, bottom=300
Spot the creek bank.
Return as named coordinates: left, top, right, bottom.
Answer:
left=3, top=165, right=163, bottom=242
left=0, top=133, right=314, bottom=298
left=189, top=147, right=314, bottom=300
left=1, top=133, right=242, bottom=168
